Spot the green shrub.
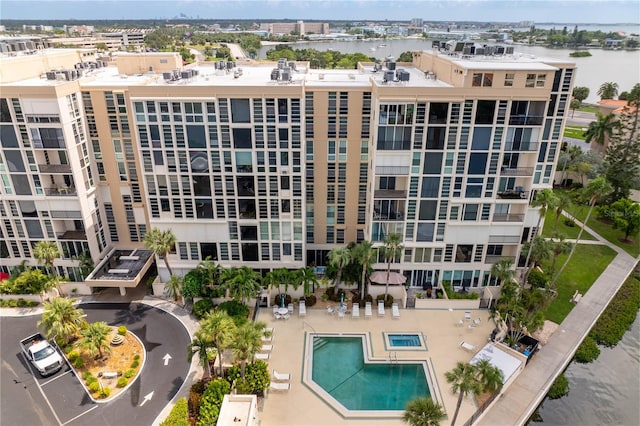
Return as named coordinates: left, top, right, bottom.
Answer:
left=192, top=298, right=215, bottom=319
left=575, top=336, right=601, bottom=363
left=82, top=371, right=93, bottom=381
left=100, top=388, right=111, bottom=398
left=217, top=300, right=250, bottom=324
left=234, top=377, right=252, bottom=394
left=590, top=276, right=640, bottom=347
left=244, top=360, right=270, bottom=394
left=182, top=269, right=207, bottom=299
left=376, top=294, right=395, bottom=308
left=88, top=381, right=100, bottom=393
left=124, top=368, right=136, bottom=378
left=117, top=325, right=127, bottom=336
left=160, top=398, right=189, bottom=426
left=117, top=377, right=128, bottom=388
left=130, top=360, right=139, bottom=369
left=527, top=269, right=548, bottom=289
left=73, top=357, right=85, bottom=368
left=548, top=373, right=569, bottom=399
left=67, top=350, right=80, bottom=362
left=563, top=218, right=576, bottom=227
left=133, top=354, right=140, bottom=361
left=443, top=282, right=480, bottom=300
left=16, top=298, right=28, bottom=307
left=196, top=379, right=230, bottom=426
left=7, top=299, right=17, bottom=307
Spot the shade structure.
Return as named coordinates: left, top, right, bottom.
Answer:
left=369, top=271, right=407, bottom=285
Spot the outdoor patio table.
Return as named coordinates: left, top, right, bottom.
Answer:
left=277, top=308, right=289, bottom=317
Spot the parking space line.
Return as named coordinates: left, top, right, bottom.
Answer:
left=41, top=369, right=72, bottom=386
left=23, top=355, right=63, bottom=426
left=60, top=405, right=98, bottom=426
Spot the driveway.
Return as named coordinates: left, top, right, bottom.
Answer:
left=0, top=303, right=190, bottom=426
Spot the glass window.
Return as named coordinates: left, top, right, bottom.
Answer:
left=421, top=177, right=440, bottom=197
left=230, top=99, right=251, bottom=123
left=423, top=152, right=442, bottom=174
left=468, top=153, right=487, bottom=175
left=475, top=100, right=495, bottom=124
left=232, top=128, right=252, bottom=148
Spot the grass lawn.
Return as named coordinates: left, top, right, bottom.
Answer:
left=563, top=126, right=587, bottom=140
left=543, top=244, right=617, bottom=324
left=541, top=207, right=595, bottom=240
left=566, top=205, right=640, bottom=258
left=577, top=104, right=599, bottom=114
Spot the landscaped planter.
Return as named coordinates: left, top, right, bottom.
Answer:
left=414, top=298, right=481, bottom=310
left=0, top=294, right=42, bottom=302
left=59, top=283, right=92, bottom=296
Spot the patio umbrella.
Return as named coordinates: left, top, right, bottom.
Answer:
left=369, top=271, right=407, bottom=285
left=340, top=292, right=344, bottom=309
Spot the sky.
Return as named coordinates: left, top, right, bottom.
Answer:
left=0, top=0, right=638, bottom=23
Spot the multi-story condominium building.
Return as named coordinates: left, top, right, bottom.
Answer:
left=259, top=21, right=330, bottom=36
left=0, top=45, right=574, bottom=294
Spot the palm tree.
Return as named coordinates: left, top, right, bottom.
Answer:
left=382, top=233, right=404, bottom=298
left=297, top=267, right=319, bottom=297
left=165, top=275, right=183, bottom=302
left=231, top=321, right=263, bottom=378
left=200, top=310, right=236, bottom=376
left=79, top=321, right=111, bottom=359
left=548, top=234, right=572, bottom=278
left=327, top=246, right=351, bottom=290
left=551, top=176, right=612, bottom=288
left=352, top=241, right=377, bottom=299
left=597, top=81, right=619, bottom=100
left=222, top=266, right=261, bottom=305
left=38, top=297, right=86, bottom=344
left=143, top=228, right=177, bottom=279
left=583, top=112, right=617, bottom=146
left=197, top=257, right=222, bottom=289
left=474, top=359, right=504, bottom=393
left=522, top=190, right=558, bottom=285
left=33, top=241, right=61, bottom=276
left=187, top=329, right=215, bottom=378
left=490, top=258, right=515, bottom=286
left=521, top=236, right=552, bottom=286
left=403, top=397, right=446, bottom=426
left=553, top=191, right=571, bottom=232
left=445, top=362, right=482, bottom=426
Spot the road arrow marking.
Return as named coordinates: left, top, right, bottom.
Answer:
left=139, top=391, right=154, bottom=407
left=163, top=353, right=172, bottom=366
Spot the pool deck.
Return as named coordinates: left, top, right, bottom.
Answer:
left=258, top=306, right=493, bottom=426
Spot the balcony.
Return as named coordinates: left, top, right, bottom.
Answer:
left=497, top=190, right=529, bottom=200
left=44, top=186, right=77, bottom=196
left=38, top=164, right=72, bottom=173
left=508, top=115, right=544, bottom=126
left=57, top=230, right=87, bottom=240
left=504, top=141, right=539, bottom=152
left=373, top=211, right=404, bottom=221
left=375, top=166, right=410, bottom=175
left=485, top=255, right=517, bottom=264
left=500, top=167, right=534, bottom=177
left=374, top=189, right=407, bottom=199
left=493, top=213, right=524, bottom=222
left=489, top=235, right=521, bottom=244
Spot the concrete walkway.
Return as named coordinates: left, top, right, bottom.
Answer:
left=478, top=215, right=638, bottom=425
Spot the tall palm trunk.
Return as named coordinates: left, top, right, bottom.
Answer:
left=521, top=214, right=543, bottom=286
left=162, top=254, right=173, bottom=277
left=451, top=391, right=464, bottom=426
left=551, top=205, right=594, bottom=288
left=360, top=266, right=367, bottom=300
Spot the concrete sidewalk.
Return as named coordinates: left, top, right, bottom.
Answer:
left=478, top=214, right=638, bottom=425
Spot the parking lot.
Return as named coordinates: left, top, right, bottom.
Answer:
left=1, top=303, right=190, bottom=426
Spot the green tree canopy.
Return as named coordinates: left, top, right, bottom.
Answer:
left=38, top=297, right=87, bottom=344
left=609, top=198, right=640, bottom=241
left=403, top=397, right=446, bottom=426
left=597, top=81, right=619, bottom=100
left=80, top=321, right=112, bottom=359
left=572, top=86, right=590, bottom=103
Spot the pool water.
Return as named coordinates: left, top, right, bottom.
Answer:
left=311, top=336, right=430, bottom=411
left=388, top=334, right=422, bottom=347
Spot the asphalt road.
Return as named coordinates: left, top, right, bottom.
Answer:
left=1, top=303, right=191, bottom=426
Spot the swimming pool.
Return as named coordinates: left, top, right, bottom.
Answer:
left=310, top=335, right=431, bottom=412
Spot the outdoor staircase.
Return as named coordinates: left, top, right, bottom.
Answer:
left=313, top=336, right=329, bottom=352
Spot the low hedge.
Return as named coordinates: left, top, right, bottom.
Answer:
left=160, top=398, right=189, bottom=426
left=589, top=275, right=640, bottom=348
left=0, top=298, right=39, bottom=308
left=192, top=299, right=215, bottom=320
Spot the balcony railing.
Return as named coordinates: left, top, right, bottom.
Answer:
left=489, top=235, right=521, bottom=244
left=500, top=167, right=534, bottom=177
left=374, top=189, right=407, bottom=199
left=508, top=115, right=544, bottom=126
left=497, top=190, right=529, bottom=200
left=44, top=187, right=77, bottom=196
left=375, top=166, right=410, bottom=175
left=57, top=230, right=87, bottom=240
left=373, top=212, right=405, bottom=221
left=485, top=255, right=517, bottom=264
left=504, top=141, right=539, bottom=152
left=493, top=213, right=525, bottom=222
left=38, top=164, right=72, bottom=173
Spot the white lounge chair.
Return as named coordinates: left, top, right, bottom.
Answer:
left=273, top=306, right=279, bottom=319
left=378, top=301, right=385, bottom=316
left=299, top=300, right=307, bottom=317
left=273, top=370, right=291, bottom=381
left=255, top=352, right=270, bottom=360
left=261, top=344, right=273, bottom=353
left=338, top=309, right=345, bottom=319
left=464, top=311, right=472, bottom=321
left=472, top=318, right=481, bottom=327
left=270, top=382, right=290, bottom=391
left=327, top=306, right=335, bottom=315
left=288, top=303, right=294, bottom=314
left=352, top=303, right=360, bottom=319
left=459, top=341, right=476, bottom=352
left=392, top=303, right=400, bottom=319
left=364, top=302, right=372, bottom=319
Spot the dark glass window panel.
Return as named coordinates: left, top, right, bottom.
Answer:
left=187, top=125, right=206, bottom=148
left=231, top=99, right=251, bottom=123
left=233, top=128, right=252, bottom=149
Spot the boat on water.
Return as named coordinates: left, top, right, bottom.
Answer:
left=378, top=43, right=387, bottom=47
